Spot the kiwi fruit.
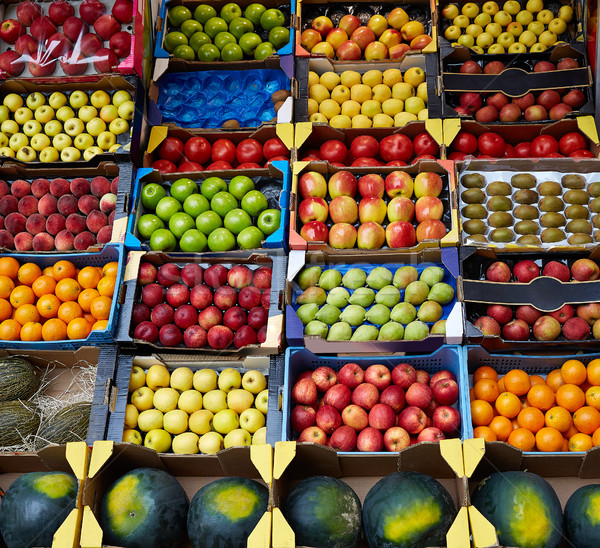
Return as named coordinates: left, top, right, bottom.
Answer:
left=588, top=182, right=600, bottom=197
left=540, top=212, right=566, bottom=228
left=517, top=234, right=541, bottom=245
left=539, top=196, right=564, bottom=212
left=489, top=211, right=513, bottom=228
left=487, top=196, right=512, bottom=211
left=589, top=198, right=600, bottom=213
left=566, top=219, right=592, bottom=234
left=466, top=234, right=488, bottom=243
left=561, top=174, right=586, bottom=189
left=271, top=90, right=291, bottom=103
left=487, top=181, right=512, bottom=196
left=461, top=188, right=486, bottom=204
left=511, top=173, right=537, bottom=189
left=463, top=219, right=486, bottom=235
left=514, top=205, right=539, bottom=220
left=565, top=204, right=588, bottom=219
left=564, top=190, right=590, bottom=205
left=462, top=204, right=487, bottom=219
left=461, top=173, right=486, bottom=188
left=222, top=119, right=240, bottom=128
left=593, top=214, right=600, bottom=229
left=541, top=228, right=566, bottom=243
left=514, top=220, right=539, bottom=235
left=538, top=181, right=562, bottom=196
left=514, top=189, right=538, bottom=204
left=490, top=228, right=514, bottom=242
left=568, top=233, right=593, bottom=245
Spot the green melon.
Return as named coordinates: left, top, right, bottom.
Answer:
left=471, top=471, right=562, bottom=548
left=0, top=471, right=78, bottom=548
left=187, top=477, right=268, bottom=548
left=362, top=471, right=456, bottom=548
left=282, top=476, right=362, bottom=548
left=100, top=467, right=189, bottom=548
left=0, top=357, right=39, bottom=402
left=564, top=484, right=600, bottom=548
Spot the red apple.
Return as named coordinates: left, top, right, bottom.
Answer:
left=513, top=260, right=540, bottom=283
left=357, top=427, right=384, bottom=452
left=298, top=171, right=327, bottom=199
left=542, top=260, right=571, bottom=281
left=298, top=197, right=328, bottom=224
left=336, top=39, right=361, bottom=60
left=398, top=406, right=427, bottom=434
left=316, top=405, right=342, bottom=434
left=350, top=26, right=376, bottom=50
left=352, top=383, right=379, bottom=411
left=298, top=426, right=327, bottom=444
left=386, top=221, right=416, bottom=248
left=368, top=403, right=396, bottom=430
left=311, top=366, right=337, bottom=391
left=364, top=364, right=391, bottom=391
left=417, top=426, right=445, bottom=442
left=291, top=405, right=316, bottom=432
left=384, top=171, right=413, bottom=198
left=341, top=404, right=369, bottom=431
left=549, top=304, right=574, bottom=324
left=292, top=378, right=318, bottom=406
left=383, top=426, right=410, bottom=451
left=339, top=14, right=361, bottom=36
left=324, top=384, right=352, bottom=412
left=358, top=173, right=385, bottom=198
left=515, top=305, right=543, bottom=325
left=392, top=363, right=416, bottom=388
left=432, top=379, right=459, bottom=406
left=338, top=363, right=364, bottom=389
left=405, top=383, right=433, bottom=409
left=432, top=405, right=460, bottom=434
left=329, top=425, right=357, bottom=451
left=474, top=316, right=501, bottom=336
left=380, top=385, right=405, bottom=413
left=300, top=221, right=328, bottom=243
left=502, top=319, right=531, bottom=340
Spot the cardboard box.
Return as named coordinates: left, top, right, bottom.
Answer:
left=125, top=161, right=291, bottom=251
left=115, top=249, right=286, bottom=355
left=286, top=247, right=463, bottom=353
left=154, top=0, right=295, bottom=80
left=270, top=440, right=471, bottom=548
left=288, top=159, right=459, bottom=254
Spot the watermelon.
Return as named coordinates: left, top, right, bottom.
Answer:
left=471, top=471, right=562, bottom=548
left=362, top=471, right=456, bottom=548
left=0, top=471, right=77, bottom=548
left=282, top=476, right=362, bottom=548
left=564, top=484, right=600, bottom=548
left=187, top=477, right=268, bottom=548
left=100, top=467, right=188, bottom=548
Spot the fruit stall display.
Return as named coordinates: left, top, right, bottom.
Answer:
left=126, top=163, right=289, bottom=252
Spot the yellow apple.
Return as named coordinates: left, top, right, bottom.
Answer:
left=129, top=365, right=146, bottom=392
left=124, top=403, right=139, bottom=429
left=372, top=84, right=392, bottom=103
left=240, top=408, right=265, bottom=433
left=137, top=408, right=164, bottom=432
left=331, top=85, right=350, bottom=104
left=172, top=432, right=199, bottom=454
left=153, top=387, right=180, bottom=412
left=361, top=99, right=382, bottom=118
left=224, top=429, right=251, bottom=448
left=255, top=389, right=269, bottom=414
left=144, top=429, right=171, bottom=453
left=418, top=109, right=429, bottom=120
left=392, top=82, right=415, bottom=101
left=171, top=367, right=194, bottom=391
left=516, top=10, right=534, bottom=25
left=341, top=100, right=361, bottom=118
left=203, top=389, right=228, bottom=413
left=163, top=409, right=189, bottom=435
left=189, top=409, right=214, bottom=435
left=417, top=82, right=428, bottom=103
left=488, top=43, right=505, bottom=53
left=404, top=67, right=425, bottom=87
left=198, top=431, right=224, bottom=454
left=330, top=114, right=352, bottom=128
left=474, top=12, right=492, bottom=26
left=320, top=72, right=340, bottom=91
left=382, top=98, right=404, bottom=116
left=309, top=83, right=330, bottom=104
left=394, top=111, right=418, bottom=127
left=466, top=24, right=484, bottom=36
left=178, top=390, right=203, bottom=414
left=122, top=429, right=142, bottom=445
left=457, top=33, right=475, bottom=47
left=146, top=364, right=170, bottom=390
left=131, top=386, right=155, bottom=411
left=307, top=98, right=319, bottom=116
left=350, top=84, right=372, bottom=104
left=308, top=70, right=320, bottom=87
left=372, top=113, right=394, bottom=127
left=351, top=114, right=372, bottom=128
left=444, top=25, right=462, bottom=40
left=383, top=68, right=403, bottom=87
left=340, top=70, right=361, bottom=88
left=213, top=408, right=239, bottom=434
left=319, top=98, right=341, bottom=119
left=310, top=113, right=328, bottom=123
left=193, top=369, right=218, bottom=392
left=227, top=388, right=254, bottom=414
left=252, top=427, right=267, bottom=445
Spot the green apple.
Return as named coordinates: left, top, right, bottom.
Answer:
left=211, top=191, right=238, bottom=217
left=163, top=409, right=189, bottom=434
left=194, top=5, right=217, bottom=24
left=269, top=26, right=290, bottom=49
left=142, top=183, right=168, bottom=210
left=229, top=17, right=254, bottom=40
left=239, top=408, right=265, bottom=433
left=204, top=17, right=229, bottom=38
left=257, top=209, right=281, bottom=236
left=201, top=176, right=228, bottom=199
left=241, top=189, right=268, bottom=216
left=223, top=428, right=251, bottom=448
left=198, top=431, right=223, bottom=454
left=190, top=31, right=212, bottom=52
left=172, top=432, right=199, bottom=454
left=138, top=214, right=164, bottom=239
left=252, top=427, right=267, bottom=445
left=183, top=193, right=209, bottom=217
left=255, top=389, right=269, bottom=414
left=179, top=229, right=208, bottom=252
left=196, top=210, right=223, bottom=235
left=170, top=177, right=198, bottom=202
left=150, top=228, right=177, bottom=251
left=228, top=175, right=255, bottom=200
left=138, top=408, right=164, bottom=431
left=241, top=370, right=267, bottom=394
left=169, top=212, right=195, bottom=238
left=203, top=389, right=228, bottom=412
left=164, top=31, right=188, bottom=53
left=173, top=45, right=196, bottom=60
left=198, top=43, right=220, bottom=61
left=189, top=409, right=214, bottom=435
left=156, top=196, right=183, bottom=221
left=123, top=429, right=143, bottom=445
left=254, top=42, right=274, bottom=60
left=244, top=3, right=266, bottom=26
left=226, top=389, right=254, bottom=414
left=169, top=5, right=192, bottom=27
left=193, top=369, right=218, bottom=392
left=213, top=408, right=239, bottom=434
left=221, top=43, right=244, bottom=61
left=181, top=19, right=203, bottom=38
left=208, top=228, right=236, bottom=251
left=221, top=2, right=243, bottom=23
left=239, top=32, right=262, bottom=55
left=224, top=208, right=252, bottom=234
left=144, top=428, right=172, bottom=453
left=214, top=31, right=237, bottom=50
left=237, top=226, right=264, bottom=249
left=218, top=368, right=242, bottom=392
left=153, top=387, right=179, bottom=412
left=178, top=390, right=203, bottom=413
left=129, top=365, right=146, bottom=392
left=260, top=8, right=285, bottom=31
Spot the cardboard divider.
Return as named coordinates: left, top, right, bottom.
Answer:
left=115, top=249, right=286, bottom=355
left=288, top=159, right=459, bottom=254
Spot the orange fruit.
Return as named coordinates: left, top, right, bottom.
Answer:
left=529, top=375, right=546, bottom=386
left=545, top=406, right=573, bottom=433
left=503, top=369, right=531, bottom=396
left=97, top=276, right=116, bottom=297
left=13, top=304, right=40, bottom=326
left=473, top=365, right=498, bottom=383
left=497, top=376, right=505, bottom=393
left=90, top=296, right=112, bottom=320
left=569, top=432, right=593, bottom=452
left=42, top=266, right=54, bottom=277
left=593, top=428, right=600, bottom=447
left=66, top=317, right=91, bottom=340
left=564, top=423, right=580, bottom=440
left=9, top=285, right=35, bottom=308
left=83, top=313, right=96, bottom=324
left=78, top=288, right=100, bottom=312
left=561, top=359, right=587, bottom=386
left=573, top=406, right=600, bottom=435
left=517, top=407, right=545, bottom=433
left=546, top=369, right=566, bottom=392
left=41, top=318, right=67, bottom=341
left=0, top=298, right=12, bottom=322
left=32, top=275, right=56, bottom=298
left=495, top=391, right=521, bottom=418
left=103, top=261, right=119, bottom=278
left=535, top=426, right=564, bottom=452
left=556, top=383, right=585, bottom=413
left=17, top=263, right=42, bottom=286
left=473, top=379, right=500, bottom=403
left=0, top=276, right=15, bottom=299
left=91, top=319, right=108, bottom=331
left=77, top=266, right=102, bottom=289
left=58, top=301, right=83, bottom=324
left=526, top=383, right=555, bottom=411
left=20, top=321, right=42, bottom=341
left=585, top=386, right=600, bottom=410
left=587, top=359, right=600, bottom=386
left=469, top=388, right=474, bottom=402
left=0, top=319, right=20, bottom=340
left=0, top=257, right=19, bottom=279
left=471, top=399, right=494, bottom=426
left=489, top=415, right=513, bottom=441
left=473, top=426, right=497, bottom=441
left=508, top=428, right=535, bottom=451
left=55, top=278, right=81, bottom=302
left=36, top=294, right=60, bottom=319
left=52, top=260, right=76, bottom=281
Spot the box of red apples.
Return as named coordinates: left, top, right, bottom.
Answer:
left=114, top=249, right=286, bottom=354
left=461, top=246, right=600, bottom=350
left=289, top=159, right=459, bottom=254
left=0, top=160, right=131, bottom=253
left=0, top=0, right=151, bottom=80
left=144, top=123, right=293, bottom=173
left=278, top=345, right=469, bottom=453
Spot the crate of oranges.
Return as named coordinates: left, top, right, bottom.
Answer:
left=467, top=345, right=600, bottom=454
left=0, top=244, right=125, bottom=348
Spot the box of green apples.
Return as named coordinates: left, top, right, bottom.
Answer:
left=125, top=161, right=291, bottom=252
left=155, top=0, right=294, bottom=77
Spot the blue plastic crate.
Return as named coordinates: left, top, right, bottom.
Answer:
left=281, top=345, right=469, bottom=454
left=0, top=244, right=125, bottom=349
left=125, top=161, right=290, bottom=252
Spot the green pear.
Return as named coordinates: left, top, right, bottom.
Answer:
left=327, top=322, right=352, bottom=341
left=393, top=266, right=418, bottom=289
left=319, top=269, right=342, bottom=290
left=366, top=267, right=393, bottom=289
left=296, top=286, right=326, bottom=305
left=326, top=287, right=350, bottom=309
left=390, top=302, right=417, bottom=325
left=375, top=285, right=401, bottom=307
left=298, top=266, right=322, bottom=290
left=348, top=287, right=375, bottom=307
left=378, top=322, right=405, bottom=340
left=427, top=282, right=455, bottom=305
left=315, top=304, right=341, bottom=326
left=404, top=281, right=430, bottom=306
left=404, top=320, right=430, bottom=340
left=351, top=325, right=379, bottom=341
left=339, top=304, right=366, bottom=326
left=304, top=320, right=328, bottom=338
left=297, top=303, right=319, bottom=325
left=365, top=303, right=391, bottom=326
left=420, top=266, right=445, bottom=287
left=417, top=300, right=443, bottom=323
left=431, top=320, right=446, bottom=334
left=342, top=268, right=367, bottom=289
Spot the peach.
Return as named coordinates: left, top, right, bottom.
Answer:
left=78, top=195, right=99, bottom=215
left=31, top=178, right=50, bottom=198
left=0, top=196, right=18, bottom=216
left=108, top=210, right=115, bottom=225
left=18, top=196, right=38, bottom=216
left=0, top=216, right=4, bottom=229
left=11, top=180, right=31, bottom=199
left=110, top=177, right=119, bottom=194
left=14, top=231, right=33, bottom=251
left=70, top=178, right=91, bottom=197
left=86, top=210, right=108, bottom=233
left=57, top=194, right=78, bottom=216
left=55, top=229, right=74, bottom=251
left=50, top=178, right=70, bottom=197
left=0, top=180, right=8, bottom=199
left=65, top=213, right=86, bottom=234
left=0, top=230, right=14, bottom=250
left=100, top=193, right=117, bottom=214
left=74, top=231, right=96, bottom=250
left=5, top=212, right=26, bottom=235
left=38, top=194, right=58, bottom=216
left=46, top=213, right=66, bottom=236
left=26, top=214, right=46, bottom=235
left=91, top=176, right=110, bottom=197
left=32, top=232, right=55, bottom=251
left=96, top=225, right=112, bottom=244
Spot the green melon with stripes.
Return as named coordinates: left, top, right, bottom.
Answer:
left=564, top=484, right=600, bottom=548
